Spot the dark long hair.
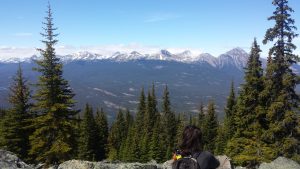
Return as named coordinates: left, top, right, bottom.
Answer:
left=179, top=125, right=203, bottom=155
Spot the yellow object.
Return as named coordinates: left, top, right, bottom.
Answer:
left=175, top=154, right=182, bottom=160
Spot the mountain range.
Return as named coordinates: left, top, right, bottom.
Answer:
left=1, top=47, right=249, bottom=67
left=1, top=48, right=297, bottom=120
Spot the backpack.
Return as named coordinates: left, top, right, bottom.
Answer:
left=172, top=153, right=201, bottom=169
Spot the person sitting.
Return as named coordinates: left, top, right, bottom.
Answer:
left=173, top=125, right=220, bottom=169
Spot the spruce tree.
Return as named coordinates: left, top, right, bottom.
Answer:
left=140, top=86, right=158, bottom=162
left=175, top=113, right=187, bottom=147
left=107, top=109, right=125, bottom=160
left=95, top=108, right=108, bottom=161
left=29, top=4, right=78, bottom=165
left=120, top=124, right=136, bottom=162
left=262, top=0, right=300, bottom=162
left=214, top=124, right=226, bottom=155
left=124, top=109, right=133, bottom=136
left=1, top=65, right=32, bottom=160
left=197, top=102, right=205, bottom=130
left=149, top=121, right=163, bottom=163
left=226, top=39, right=271, bottom=167
left=132, top=88, right=146, bottom=161
left=223, top=81, right=236, bottom=141
left=202, top=101, right=218, bottom=153
left=119, top=109, right=133, bottom=161
left=78, top=104, right=98, bottom=161
left=161, top=85, right=176, bottom=160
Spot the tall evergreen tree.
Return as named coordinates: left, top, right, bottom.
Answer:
left=1, top=65, right=32, bottom=160
left=119, top=109, right=133, bottom=161
left=203, top=101, right=218, bottom=152
left=95, top=108, right=108, bottom=161
left=120, top=124, right=136, bottom=162
left=175, top=113, right=187, bottom=147
left=149, top=121, right=164, bottom=163
left=202, top=101, right=218, bottom=153
left=131, top=88, right=146, bottom=161
left=262, top=0, right=300, bottom=162
left=223, top=81, right=236, bottom=141
left=140, top=86, right=158, bottom=162
left=29, top=4, right=78, bottom=165
left=197, top=102, right=205, bottom=130
left=107, top=109, right=125, bottom=160
left=214, top=124, right=226, bottom=155
left=78, top=104, right=98, bottom=161
left=124, top=109, right=133, bottom=135
left=226, top=39, right=271, bottom=167
left=161, top=85, right=176, bottom=160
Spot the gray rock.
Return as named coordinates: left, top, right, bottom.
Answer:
left=57, top=160, right=160, bottom=169
left=0, top=149, right=32, bottom=169
left=258, top=157, right=300, bottom=169
left=234, top=167, right=247, bottom=169
left=161, top=160, right=173, bottom=169
left=216, top=156, right=232, bottom=169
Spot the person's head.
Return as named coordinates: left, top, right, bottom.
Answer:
left=179, top=125, right=203, bottom=155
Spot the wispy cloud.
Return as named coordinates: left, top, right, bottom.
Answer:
left=144, top=13, right=181, bottom=23
left=0, top=46, right=37, bottom=59
left=13, top=33, right=33, bottom=37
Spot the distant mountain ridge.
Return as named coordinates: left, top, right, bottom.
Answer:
left=3, top=47, right=299, bottom=119
left=0, top=48, right=250, bottom=69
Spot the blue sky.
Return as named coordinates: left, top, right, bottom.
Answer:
left=0, top=0, right=299, bottom=58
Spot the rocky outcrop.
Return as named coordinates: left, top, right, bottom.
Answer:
left=56, top=160, right=160, bottom=169
left=258, top=157, right=300, bottom=169
left=1, top=149, right=299, bottom=169
left=0, top=150, right=32, bottom=169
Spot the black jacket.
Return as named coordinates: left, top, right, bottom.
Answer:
left=194, top=151, right=220, bottom=169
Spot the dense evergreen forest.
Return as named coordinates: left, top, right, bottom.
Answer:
left=0, top=0, right=299, bottom=168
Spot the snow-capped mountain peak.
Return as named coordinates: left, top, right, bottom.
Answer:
left=0, top=48, right=251, bottom=69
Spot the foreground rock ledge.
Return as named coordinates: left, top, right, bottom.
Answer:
left=1, top=149, right=299, bottom=169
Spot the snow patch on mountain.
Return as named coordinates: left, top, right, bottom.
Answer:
left=0, top=48, right=250, bottom=69
left=93, top=88, right=117, bottom=97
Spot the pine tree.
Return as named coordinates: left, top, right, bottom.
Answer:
left=175, top=113, right=187, bottom=147
left=1, top=65, right=32, bottom=160
left=72, top=114, right=81, bottom=160
left=197, top=102, right=205, bottom=130
left=262, top=0, right=300, bottom=162
left=95, top=108, right=108, bottom=161
left=29, top=4, right=78, bottom=165
left=78, top=104, right=98, bottom=161
left=202, top=101, right=218, bottom=153
left=119, top=109, right=133, bottom=161
left=149, top=121, right=163, bottom=163
left=140, top=85, right=158, bottom=162
left=120, top=124, right=136, bottom=162
left=214, top=124, right=226, bottom=155
left=124, top=109, right=133, bottom=136
left=223, top=81, right=236, bottom=141
left=131, top=88, right=146, bottom=161
left=161, top=85, right=176, bottom=160
left=107, top=109, right=125, bottom=160
left=226, top=39, right=271, bottom=167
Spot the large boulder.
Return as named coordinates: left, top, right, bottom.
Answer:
left=0, top=149, right=32, bottom=169
left=258, top=157, right=300, bottom=169
left=159, top=155, right=232, bottom=169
